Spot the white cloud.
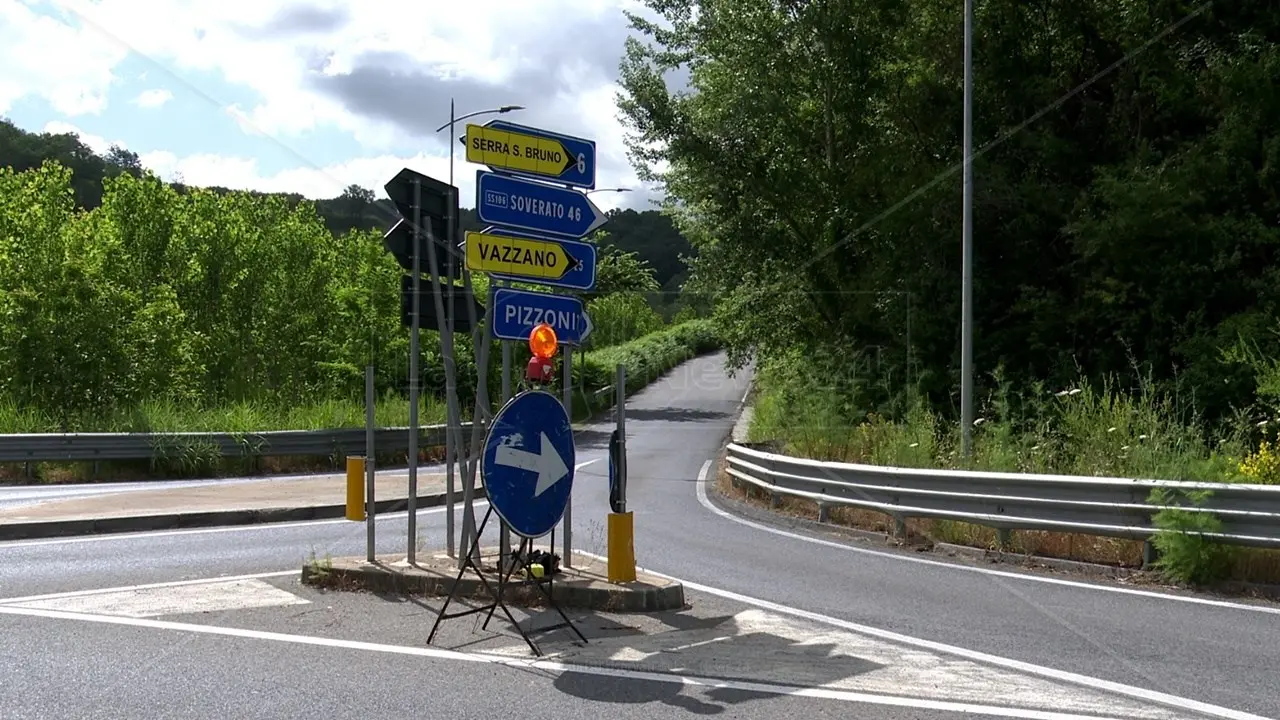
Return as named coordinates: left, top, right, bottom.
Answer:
left=0, top=0, right=129, bottom=115
left=134, top=88, right=172, bottom=108
left=136, top=145, right=638, bottom=214
left=42, top=119, right=119, bottom=154
left=4, top=0, right=663, bottom=209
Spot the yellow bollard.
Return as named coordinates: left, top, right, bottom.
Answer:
left=346, top=456, right=365, bottom=521
left=606, top=511, right=636, bottom=583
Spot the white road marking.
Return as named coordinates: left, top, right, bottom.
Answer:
left=574, top=543, right=1269, bottom=720
left=0, top=603, right=1192, bottom=720
left=478, top=607, right=1193, bottom=719
left=0, top=570, right=298, bottom=605
left=695, top=459, right=1280, bottom=617
left=0, top=548, right=1264, bottom=718
left=2, top=578, right=308, bottom=617
left=643, top=459, right=1274, bottom=720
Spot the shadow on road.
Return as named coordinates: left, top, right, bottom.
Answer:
left=535, top=607, right=885, bottom=714
left=571, top=429, right=611, bottom=450
left=621, top=408, right=729, bottom=423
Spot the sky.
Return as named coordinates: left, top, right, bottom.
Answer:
left=0, top=0, right=667, bottom=212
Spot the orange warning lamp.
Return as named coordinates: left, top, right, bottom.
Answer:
left=529, top=323, right=558, bottom=359
left=526, top=323, right=558, bottom=384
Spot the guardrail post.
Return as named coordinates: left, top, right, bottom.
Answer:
left=1142, top=539, right=1158, bottom=569
left=817, top=503, right=830, bottom=523
left=893, top=516, right=908, bottom=539
left=997, top=528, right=1012, bottom=550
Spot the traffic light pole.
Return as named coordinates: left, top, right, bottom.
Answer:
left=457, top=258, right=491, bottom=569
left=444, top=101, right=458, bottom=558
left=407, top=178, right=423, bottom=564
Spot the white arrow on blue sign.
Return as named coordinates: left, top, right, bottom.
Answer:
left=476, top=170, right=607, bottom=239
left=481, top=389, right=576, bottom=539
left=492, top=287, right=593, bottom=346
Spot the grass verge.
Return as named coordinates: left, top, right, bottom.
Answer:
left=734, top=352, right=1280, bottom=591
left=2, top=320, right=722, bottom=485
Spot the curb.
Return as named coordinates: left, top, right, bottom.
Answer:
left=301, top=554, right=686, bottom=613
left=0, top=488, right=487, bottom=542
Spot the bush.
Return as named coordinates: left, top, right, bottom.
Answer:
left=743, top=346, right=1280, bottom=587
left=1148, top=487, right=1237, bottom=586
left=1239, top=437, right=1280, bottom=485
left=584, top=292, right=665, bottom=348
left=0, top=162, right=715, bottom=434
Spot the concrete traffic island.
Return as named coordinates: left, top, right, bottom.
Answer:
left=300, top=547, right=686, bottom=613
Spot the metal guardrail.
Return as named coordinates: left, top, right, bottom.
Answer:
left=725, top=442, right=1280, bottom=549
left=0, top=424, right=471, bottom=463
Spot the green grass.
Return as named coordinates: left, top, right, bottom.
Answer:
left=744, top=353, right=1280, bottom=589
left=748, top=361, right=1248, bottom=481
left=0, top=320, right=723, bottom=484
left=0, top=393, right=449, bottom=434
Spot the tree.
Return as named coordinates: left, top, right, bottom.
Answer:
left=616, top=0, right=1280, bottom=426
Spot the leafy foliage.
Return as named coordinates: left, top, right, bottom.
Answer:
left=616, top=0, right=1280, bottom=430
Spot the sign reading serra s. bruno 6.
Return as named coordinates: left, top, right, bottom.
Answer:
left=465, top=119, right=596, bottom=190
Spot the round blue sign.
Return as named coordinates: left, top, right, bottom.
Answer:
left=481, top=390, right=576, bottom=539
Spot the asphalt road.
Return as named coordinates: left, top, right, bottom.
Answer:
left=1, top=352, right=1277, bottom=719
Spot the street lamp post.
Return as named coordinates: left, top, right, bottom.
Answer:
left=433, top=102, right=522, bottom=564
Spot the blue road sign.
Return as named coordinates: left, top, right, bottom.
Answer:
left=481, top=119, right=596, bottom=190
left=476, top=170, right=607, bottom=239
left=492, top=287, right=593, bottom=346
left=473, top=225, right=597, bottom=291
left=481, top=390, right=576, bottom=539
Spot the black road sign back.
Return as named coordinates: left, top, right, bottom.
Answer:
left=399, top=275, right=485, bottom=332
left=384, top=167, right=454, bottom=222
left=383, top=219, right=462, bottom=277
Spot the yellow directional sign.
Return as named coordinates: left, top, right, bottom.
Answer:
left=465, top=231, right=578, bottom=281
left=465, top=124, right=573, bottom=179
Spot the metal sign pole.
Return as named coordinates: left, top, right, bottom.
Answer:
left=562, top=344, right=573, bottom=567
left=407, top=178, right=422, bottom=564
left=457, top=189, right=490, bottom=569
left=423, top=210, right=460, bottom=566
left=445, top=99, right=458, bottom=557
left=499, top=285, right=513, bottom=570
left=366, top=364, right=376, bottom=562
